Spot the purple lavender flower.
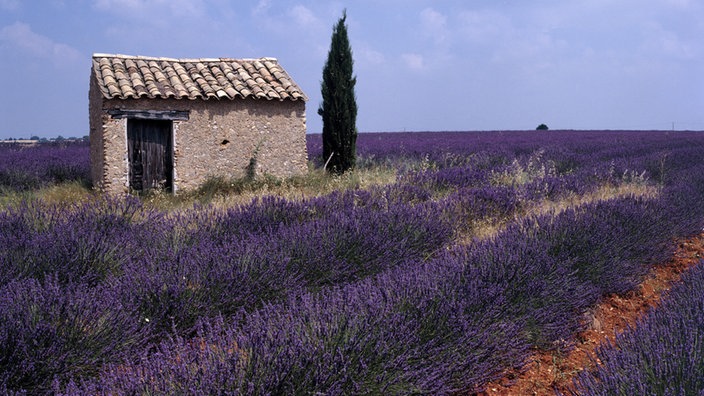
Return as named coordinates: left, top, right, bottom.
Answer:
left=0, top=142, right=90, bottom=191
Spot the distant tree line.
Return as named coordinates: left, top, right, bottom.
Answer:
left=1, top=136, right=89, bottom=143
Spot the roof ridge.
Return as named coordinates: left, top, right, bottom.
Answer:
left=92, top=53, right=278, bottom=63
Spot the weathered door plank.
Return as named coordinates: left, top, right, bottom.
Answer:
left=127, top=119, right=173, bottom=192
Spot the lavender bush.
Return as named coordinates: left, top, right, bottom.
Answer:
left=115, top=194, right=455, bottom=336
left=0, top=277, right=149, bottom=393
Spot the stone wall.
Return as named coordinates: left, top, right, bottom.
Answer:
left=89, top=85, right=308, bottom=193
left=88, top=70, right=106, bottom=189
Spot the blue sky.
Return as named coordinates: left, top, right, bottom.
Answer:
left=1, top=0, right=702, bottom=139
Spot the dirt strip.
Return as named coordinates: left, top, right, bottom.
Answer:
left=472, top=233, right=704, bottom=396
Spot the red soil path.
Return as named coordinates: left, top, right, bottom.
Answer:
left=471, top=233, right=704, bottom=396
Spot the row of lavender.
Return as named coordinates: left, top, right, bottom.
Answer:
left=1, top=131, right=703, bottom=393
left=567, top=258, right=704, bottom=395
left=0, top=142, right=90, bottom=191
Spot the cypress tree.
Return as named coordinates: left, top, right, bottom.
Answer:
left=318, top=10, right=357, bottom=174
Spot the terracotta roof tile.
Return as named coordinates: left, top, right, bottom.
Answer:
left=92, top=53, right=307, bottom=101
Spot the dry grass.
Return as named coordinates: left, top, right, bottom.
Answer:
left=213, top=167, right=396, bottom=208
left=0, top=181, right=95, bottom=209
left=142, top=164, right=398, bottom=212
left=526, top=182, right=659, bottom=219
left=0, top=162, right=398, bottom=214
left=467, top=182, right=660, bottom=243
left=33, top=181, right=96, bottom=204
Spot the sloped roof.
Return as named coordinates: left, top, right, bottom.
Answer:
left=92, top=53, right=307, bottom=101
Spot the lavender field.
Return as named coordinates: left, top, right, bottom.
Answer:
left=0, top=141, right=90, bottom=192
left=1, top=131, right=704, bottom=394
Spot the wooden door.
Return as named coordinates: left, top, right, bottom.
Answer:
left=127, top=119, right=173, bottom=192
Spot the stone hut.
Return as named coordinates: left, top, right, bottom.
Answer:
left=89, top=53, right=308, bottom=194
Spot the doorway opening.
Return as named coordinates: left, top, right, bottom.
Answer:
left=127, top=119, right=173, bottom=193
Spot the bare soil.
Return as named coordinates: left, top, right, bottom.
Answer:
left=471, top=233, right=704, bottom=396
